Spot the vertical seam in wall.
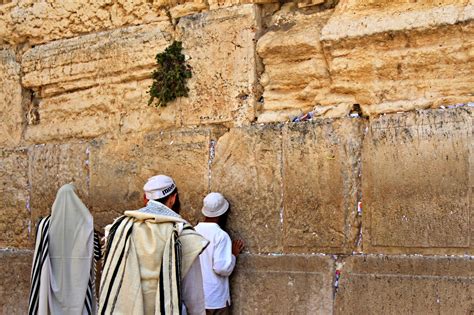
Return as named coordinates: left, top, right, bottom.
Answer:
left=280, top=123, right=285, bottom=253
left=26, top=145, right=32, bottom=242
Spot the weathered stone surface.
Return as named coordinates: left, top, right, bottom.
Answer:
left=21, top=23, right=174, bottom=143
left=89, top=129, right=211, bottom=227
left=257, top=10, right=355, bottom=123
left=232, top=254, right=334, bottom=314
left=0, top=49, right=24, bottom=148
left=210, top=125, right=283, bottom=253
left=177, top=5, right=260, bottom=126
left=0, top=149, right=30, bottom=248
left=28, top=143, right=90, bottom=224
left=141, top=129, right=211, bottom=224
left=320, top=2, right=474, bottom=114
left=335, top=255, right=474, bottom=314
left=362, top=108, right=472, bottom=254
left=0, top=0, right=169, bottom=45
left=0, top=250, right=32, bottom=314
left=282, top=118, right=365, bottom=253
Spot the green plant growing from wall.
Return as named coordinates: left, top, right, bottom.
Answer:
left=148, top=41, right=192, bottom=107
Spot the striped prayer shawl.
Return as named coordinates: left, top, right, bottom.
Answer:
left=99, top=216, right=185, bottom=315
left=28, top=216, right=100, bottom=315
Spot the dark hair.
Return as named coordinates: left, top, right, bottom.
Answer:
left=154, top=188, right=180, bottom=213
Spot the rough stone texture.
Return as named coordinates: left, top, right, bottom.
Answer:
left=257, top=10, right=355, bottom=123
left=21, top=23, right=174, bottom=143
left=282, top=118, right=365, bottom=254
left=28, top=142, right=90, bottom=225
left=335, top=255, right=474, bottom=314
left=177, top=5, right=260, bottom=127
left=0, top=149, right=30, bottom=248
left=210, top=125, right=283, bottom=253
left=0, top=49, right=24, bottom=148
left=89, top=129, right=211, bottom=227
left=320, top=1, right=474, bottom=115
left=362, top=108, right=473, bottom=254
left=0, top=250, right=32, bottom=314
left=0, top=0, right=169, bottom=45
left=140, top=129, right=211, bottom=224
left=231, top=254, right=334, bottom=314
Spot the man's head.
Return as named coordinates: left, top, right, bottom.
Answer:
left=202, top=192, right=229, bottom=228
left=143, top=175, right=181, bottom=213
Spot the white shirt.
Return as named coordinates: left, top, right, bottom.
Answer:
left=195, top=223, right=236, bottom=309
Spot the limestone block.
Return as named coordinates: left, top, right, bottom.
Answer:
left=321, top=2, right=474, bottom=114
left=210, top=125, right=283, bottom=253
left=21, top=23, right=175, bottom=142
left=282, top=119, right=365, bottom=253
left=256, top=10, right=355, bottom=123
left=88, top=136, right=145, bottom=228
left=0, top=250, right=32, bottom=314
left=0, top=149, right=29, bottom=248
left=362, top=108, right=472, bottom=254
left=177, top=5, right=260, bottom=126
left=140, top=129, right=211, bottom=224
left=232, top=254, right=334, bottom=314
left=0, top=49, right=24, bottom=148
left=0, top=0, right=169, bottom=45
left=335, top=255, right=474, bottom=314
left=169, top=2, right=208, bottom=19
left=28, top=143, right=90, bottom=224
left=89, top=129, right=210, bottom=227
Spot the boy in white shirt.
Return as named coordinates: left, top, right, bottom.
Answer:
left=195, top=192, right=244, bottom=315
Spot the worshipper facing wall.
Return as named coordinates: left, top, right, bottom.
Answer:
left=195, top=193, right=244, bottom=315
left=28, top=183, right=100, bottom=315
left=99, top=175, right=209, bottom=315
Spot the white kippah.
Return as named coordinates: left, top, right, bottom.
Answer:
left=143, top=175, right=176, bottom=200
left=202, top=192, right=229, bottom=218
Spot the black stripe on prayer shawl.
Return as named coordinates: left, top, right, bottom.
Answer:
left=102, top=216, right=126, bottom=266
left=174, top=230, right=183, bottom=315
left=100, top=216, right=128, bottom=294
left=85, top=274, right=94, bottom=315
left=28, top=216, right=51, bottom=315
left=160, top=260, right=165, bottom=315
left=100, top=221, right=133, bottom=315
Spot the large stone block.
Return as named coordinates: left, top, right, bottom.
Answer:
left=335, top=255, right=474, bottom=314
left=362, top=108, right=472, bottom=254
left=89, top=129, right=211, bottom=227
left=231, top=254, right=334, bottom=314
left=0, top=49, right=24, bottom=148
left=0, top=149, right=30, bottom=248
left=0, top=0, right=169, bottom=45
left=282, top=119, right=365, bottom=254
left=0, top=250, right=32, bottom=314
left=21, top=23, right=175, bottom=142
left=257, top=10, right=355, bottom=123
left=88, top=136, right=145, bottom=228
left=210, top=125, right=283, bottom=253
left=140, top=129, right=211, bottom=224
left=177, top=5, right=260, bottom=126
left=321, top=2, right=474, bottom=115
left=28, top=143, right=90, bottom=224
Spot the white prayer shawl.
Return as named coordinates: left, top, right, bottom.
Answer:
left=99, top=201, right=208, bottom=315
left=28, top=184, right=96, bottom=315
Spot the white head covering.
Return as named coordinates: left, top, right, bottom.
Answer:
left=202, top=192, right=229, bottom=218
left=48, top=183, right=94, bottom=314
left=144, top=175, right=176, bottom=200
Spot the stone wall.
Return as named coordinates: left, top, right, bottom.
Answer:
left=0, top=0, right=473, bottom=313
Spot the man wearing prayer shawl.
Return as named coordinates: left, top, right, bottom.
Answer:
left=99, top=175, right=209, bottom=315
left=28, top=183, right=99, bottom=315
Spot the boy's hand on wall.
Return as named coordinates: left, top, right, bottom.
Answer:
left=232, top=239, right=244, bottom=256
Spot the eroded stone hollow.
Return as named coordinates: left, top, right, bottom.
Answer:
left=0, top=0, right=473, bottom=313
